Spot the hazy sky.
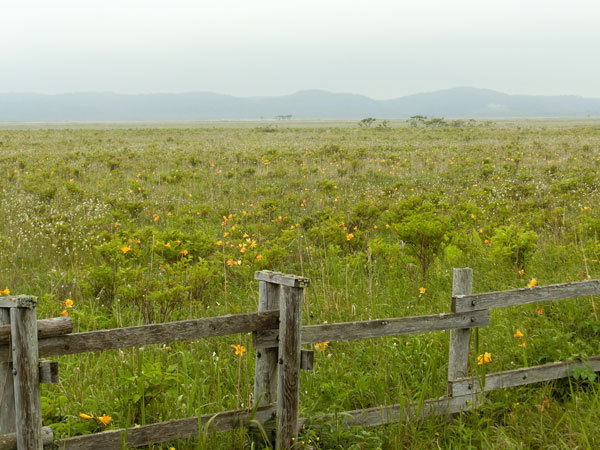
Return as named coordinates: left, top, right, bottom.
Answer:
left=2, top=0, right=600, bottom=99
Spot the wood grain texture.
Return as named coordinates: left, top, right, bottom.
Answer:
left=254, top=310, right=489, bottom=348
left=448, top=268, right=473, bottom=395
left=0, top=296, right=37, bottom=309
left=38, top=361, right=59, bottom=384
left=55, top=406, right=276, bottom=450
left=298, top=394, right=479, bottom=429
left=10, top=307, right=43, bottom=449
left=450, top=355, right=600, bottom=396
left=0, top=426, right=53, bottom=450
left=254, top=271, right=310, bottom=288
left=300, top=349, right=314, bottom=371
left=0, top=309, right=15, bottom=435
left=0, top=317, right=73, bottom=345
left=0, top=310, right=279, bottom=362
left=276, top=285, right=303, bottom=449
left=253, top=281, right=280, bottom=408
left=453, top=279, right=600, bottom=313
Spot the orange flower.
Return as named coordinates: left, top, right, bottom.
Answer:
left=256, top=254, right=263, bottom=260
left=315, top=341, right=329, bottom=351
left=60, top=310, right=68, bottom=317
left=231, top=344, right=246, bottom=356
left=120, top=246, right=131, bottom=254
left=419, top=287, right=426, bottom=294
left=346, top=233, right=354, bottom=241
left=216, top=240, right=223, bottom=246
left=1, top=288, right=9, bottom=296
left=514, top=329, right=524, bottom=339
left=153, top=215, right=160, bottom=222
left=65, top=299, right=74, bottom=308
left=518, top=269, right=525, bottom=276
left=535, top=305, right=544, bottom=315
left=227, top=259, right=235, bottom=267
left=477, top=352, right=492, bottom=365
left=98, top=414, right=111, bottom=426
left=528, top=278, right=538, bottom=287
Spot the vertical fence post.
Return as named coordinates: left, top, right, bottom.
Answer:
left=276, top=280, right=307, bottom=450
left=254, top=280, right=280, bottom=407
left=10, top=298, right=43, bottom=450
left=447, top=268, right=473, bottom=396
left=0, top=308, right=16, bottom=436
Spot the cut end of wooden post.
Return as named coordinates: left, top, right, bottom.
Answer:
left=0, top=296, right=38, bottom=309
left=255, top=271, right=310, bottom=288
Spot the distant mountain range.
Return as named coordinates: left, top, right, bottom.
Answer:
left=1, top=87, right=600, bottom=121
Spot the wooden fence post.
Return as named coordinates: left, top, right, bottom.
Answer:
left=276, top=282, right=304, bottom=450
left=10, top=300, right=43, bottom=449
left=254, top=271, right=310, bottom=449
left=253, top=280, right=280, bottom=408
left=447, top=268, right=473, bottom=396
left=0, top=308, right=15, bottom=436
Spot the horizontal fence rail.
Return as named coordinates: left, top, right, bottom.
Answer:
left=0, top=310, right=279, bottom=362
left=453, top=279, right=600, bottom=313
left=255, top=310, right=490, bottom=348
left=0, top=317, right=72, bottom=345
left=450, top=355, right=600, bottom=396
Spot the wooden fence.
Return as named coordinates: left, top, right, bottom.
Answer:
left=0, top=269, right=599, bottom=449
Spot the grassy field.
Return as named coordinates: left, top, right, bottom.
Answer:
left=1, top=121, right=600, bottom=448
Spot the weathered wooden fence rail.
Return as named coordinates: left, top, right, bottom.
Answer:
left=0, top=269, right=599, bottom=449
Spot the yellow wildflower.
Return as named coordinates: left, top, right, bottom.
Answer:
left=231, top=344, right=246, bottom=356
left=216, top=240, right=223, bottom=246
left=315, top=341, right=329, bottom=351
left=419, top=287, right=426, bottom=294
left=153, top=215, right=159, bottom=222
left=98, top=414, right=111, bottom=425
left=477, top=352, right=492, bottom=365
left=120, top=246, right=131, bottom=254
left=164, top=243, right=171, bottom=248
left=65, top=299, right=74, bottom=308
left=256, top=254, right=263, bottom=260
left=514, top=329, right=524, bottom=339
left=528, top=278, right=538, bottom=287
left=1, top=288, right=9, bottom=295
left=60, top=310, right=68, bottom=317
left=346, top=233, right=354, bottom=241
left=181, top=249, right=188, bottom=256
left=79, top=413, right=94, bottom=419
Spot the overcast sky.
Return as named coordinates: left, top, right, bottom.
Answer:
left=2, top=0, right=600, bottom=99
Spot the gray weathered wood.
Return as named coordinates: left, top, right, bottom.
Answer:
left=454, top=279, right=600, bottom=313
left=0, top=426, right=53, bottom=450
left=38, top=361, right=59, bottom=384
left=255, top=271, right=310, bottom=288
left=0, top=310, right=280, bottom=362
left=0, top=309, right=15, bottom=435
left=300, top=349, right=314, bottom=371
left=0, top=296, right=37, bottom=310
left=0, top=316, right=73, bottom=345
left=10, top=307, right=43, bottom=449
left=448, top=268, right=473, bottom=395
left=55, top=406, right=276, bottom=450
left=298, top=394, right=479, bottom=429
left=276, top=285, right=304, bottom=449
left=254, top=309, right=489, bottom=348
left=253, top=281, right=280, bottom=407
left=450, top=355, right=600, bottom=396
